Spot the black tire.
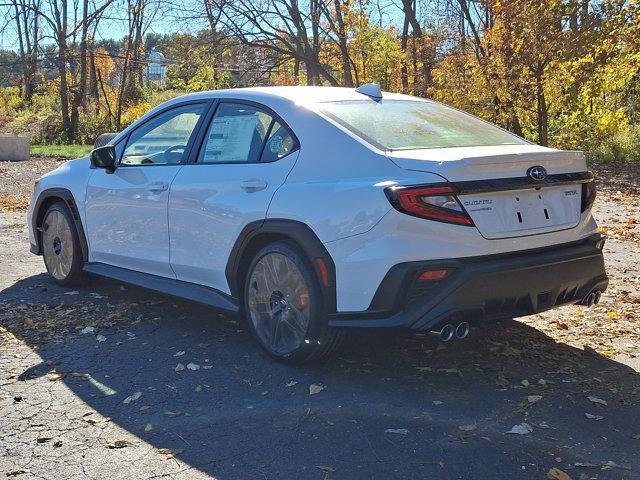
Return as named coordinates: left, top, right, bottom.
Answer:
left=243, top=240, right=344, bottom=364
left=41, top=202, right=87, bottom=286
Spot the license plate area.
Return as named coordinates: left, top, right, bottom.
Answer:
left=461, top=185, right=581, bottom=239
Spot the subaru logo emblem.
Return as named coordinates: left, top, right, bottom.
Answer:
left=527, top=165, right=548, bottom=181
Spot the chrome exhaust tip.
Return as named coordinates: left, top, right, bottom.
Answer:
left=431, top=324, right=455, bottom=342
left=455, top=322, right=470, bottom=339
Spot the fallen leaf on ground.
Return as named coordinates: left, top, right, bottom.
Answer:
left=587, top=396, right=607, bottom=406
left=309, top=384, right=325, bottom=395
left=547, top=467, right=573, bottom=480
left=186, top=363, right=200, bottom=371
left=96, top=334, right=106, bottom=342
left=316, top=466, right=335, bottom=472
left=123, top=391, right=142, bottom=404
left=80, top=326, right=95, bottom=334
left=601, top=461, right=631, bottom=470
left=64, top=290, right=79, bottom=295
left=458, top=424, right=477, bottom=432
left=286, top=381, right=298, bottom=387
left=528, top=395, right=543, bottom=403
left=164, top=411, right=183, bottom=417
left=106, top=439, right=133, bottom=449
left=46, top=373, right=63, bottom=382
left=521, top=379, right=530, bottom=387
left=157, top=448, right=183, bottom=459
left=144, top=423, right=153, bottom=432
left=174, top=363, right=185, bottom=372
left=585, top=413, right=604, bottom=420
left=385, top=428, right=409, bottom=435
left=438, top=368, right=460, bottom=374
left=433, top=400, right=443, bottom=405
left=506, top=423, right=533, bottom=435
left=173, top=351, right=185, bottom=357
left=5, top=468, right=30, bottom=477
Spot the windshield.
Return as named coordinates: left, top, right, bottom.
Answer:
left=318, top=100, right=528, bottom=151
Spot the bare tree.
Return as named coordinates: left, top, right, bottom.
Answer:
left=209, top=0, right=340, bottom=86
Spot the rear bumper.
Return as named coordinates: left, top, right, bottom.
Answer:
left=328, top=233, right=608, bottom=330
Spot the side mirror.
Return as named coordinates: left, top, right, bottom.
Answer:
left=90, top=145, right=117, bottom=173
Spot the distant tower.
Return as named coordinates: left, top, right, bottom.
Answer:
left=145, top=48, right=167, bottom=87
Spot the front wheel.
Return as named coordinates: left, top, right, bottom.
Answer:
left=243, top=241, right=344, bottom=364
left=41, top=202, right=86, bottom=286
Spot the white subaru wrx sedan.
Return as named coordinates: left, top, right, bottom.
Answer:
left=27, top=85, right=607, bottom=363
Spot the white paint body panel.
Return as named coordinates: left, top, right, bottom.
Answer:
left=85, top=165, right=182, bottom=277
left=168, top=152, right=299, bottom=293
left=26, top=86, right=601, bottom=315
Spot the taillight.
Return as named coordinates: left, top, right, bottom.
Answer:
left=581, top=179, right=596, bottom=212
left=417, top=269, right=450, bottom=281
left=385, top=185, right=474, bottom=226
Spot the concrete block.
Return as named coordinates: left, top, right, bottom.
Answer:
left=0, top=134, right=30, bottom=161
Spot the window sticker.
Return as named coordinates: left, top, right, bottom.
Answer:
left=203, top=115, right=259, bottom=162
left=269, top=135, right=283, bottom=154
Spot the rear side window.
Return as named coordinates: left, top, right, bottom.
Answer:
left=261, top=121, right=296, bottom=162
left=318, top=100, right=528, bottom=151
left=198, top=103, right=298, bottom=164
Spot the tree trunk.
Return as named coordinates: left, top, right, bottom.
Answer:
left=400, top=16, right=409, bottom=91
left=536, top=73, right=548, bottom=146
left=58, top=40, right=72, bottom=141
left=70, top=0, right=89, bottom=140
left=333, top=0, right=353, bottom=86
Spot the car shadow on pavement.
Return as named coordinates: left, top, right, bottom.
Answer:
left=1, top=274, right=639, bottom=480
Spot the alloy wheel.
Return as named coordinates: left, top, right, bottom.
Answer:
left=246, top=252, right=311, bottom=355
left=42, top=209, right=74, bottom=281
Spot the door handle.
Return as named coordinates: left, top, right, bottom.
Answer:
left=240, top=179, right=268, bottom=192
left=147, top=182, right=169, bottom=192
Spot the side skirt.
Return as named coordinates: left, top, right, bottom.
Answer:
left=83, top=263, right=240, bottom=313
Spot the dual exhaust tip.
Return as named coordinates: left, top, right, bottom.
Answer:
left=430, top=290, right=602, bottom=341
left=431, top=322, right=470, bottom=342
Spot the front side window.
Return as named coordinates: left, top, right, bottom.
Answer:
left=121, top=103, right=206, bottom=165
left=199, top=103, right=297, bottom=164
left=318, top=100, right=528, bottom=151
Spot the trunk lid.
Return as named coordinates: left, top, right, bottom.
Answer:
left=386, top=145, right=587, bottom=239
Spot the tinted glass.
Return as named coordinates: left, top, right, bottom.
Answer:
left=260, top=121, right=297, bottom=162
left=199, top=103, right=273, bottom=163
left=318, top=100, right=528, bottom=150
left=121, top=103, right=206, bottom=165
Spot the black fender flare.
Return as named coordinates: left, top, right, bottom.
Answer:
left=226, top=219, right=337, bottom=314
left=31, top=188, right=89, bottom=262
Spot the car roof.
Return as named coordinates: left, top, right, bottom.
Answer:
left=162, top=86, right=427, bottom=107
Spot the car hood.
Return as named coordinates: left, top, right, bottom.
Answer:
left=385, top=144, right=586, bottom=182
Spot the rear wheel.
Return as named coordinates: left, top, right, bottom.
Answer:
left=41, top=202, right=86, bottom=286
left=243, top=241, right=344, bottom=364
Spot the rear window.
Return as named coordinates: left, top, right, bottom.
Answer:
left=317, top=100, right=528, bottom=151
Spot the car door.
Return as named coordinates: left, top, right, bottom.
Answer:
left=85, top=101, right=209, bottom=277
left=168, top=100, right=300, bottom=293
